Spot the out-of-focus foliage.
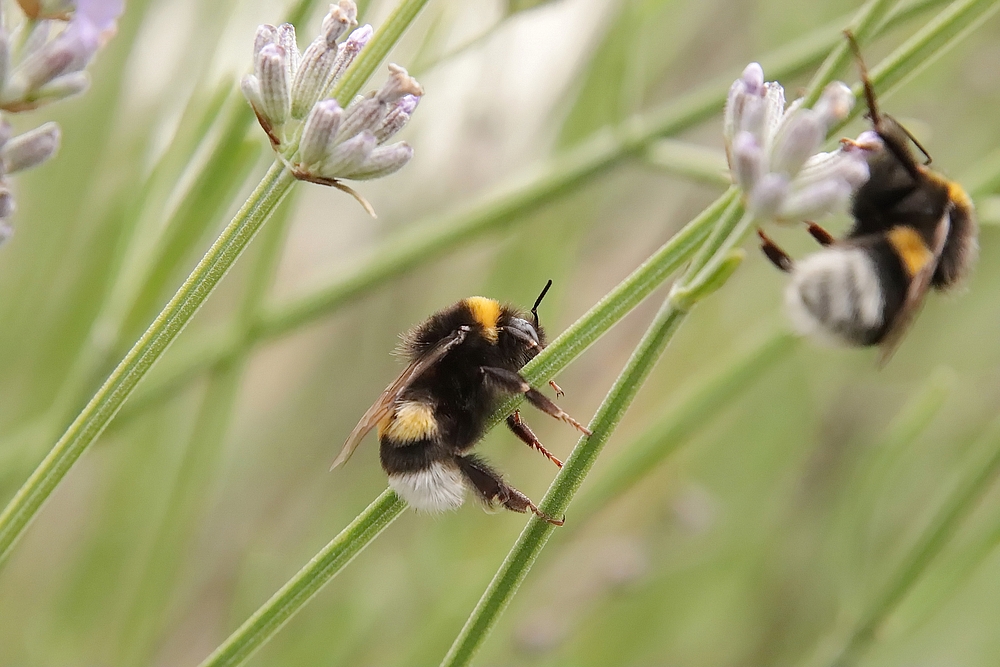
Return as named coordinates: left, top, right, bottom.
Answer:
left=1, top=0, right=999, bottom=666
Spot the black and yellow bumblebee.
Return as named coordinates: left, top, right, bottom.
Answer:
left=332, top=281, right=590, bottom=525
left=758, top=32, right=977, bottom=363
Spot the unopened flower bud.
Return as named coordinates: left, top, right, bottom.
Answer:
left=319, top=130, right=375, bottom=177
left=253, top=24, right=279, bottom=62
left=298, top=99, right=342, bottom=165
left=341, top=141, right=413, bottom=180
left=0, top=188, right=14, bottom=219
left=770, top=109, right=823, bottom=177
left=324, top=24, right=372, bottom=92
left=291, top=37, right=338, bottom=119
left=373, top=94, right=418, bottom=143
left=2, top=122, right=60, bottom=173
left=36, top=70, right=89, bottom=101
left=257, top=44, right=290, bottom=130
left=813, top=81, right=854, bottom=128
left=749, top=173, right=789, bottom=219
left=275, top=23, right=299, bottom=79
left=778, top=179, right=852, bottom=220
left=731, top=131, right=763, bottom=191
left=321, top=1, right=358, bottom=45
left=377, top=64, right=423, bottom=103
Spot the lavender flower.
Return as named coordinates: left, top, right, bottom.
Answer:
left=3, top=0, right=123, bottom=110
left=724, top=63, right=877, bottom=222
left=243, top=2, right=422, bottom=214
left=0, top=1, right=118, bottom=246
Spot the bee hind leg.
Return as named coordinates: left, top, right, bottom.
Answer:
left=458, top=454, right=564, bottom=526
left=507, top=410, right=563, bottom=468
left=481, top=366, right=591, bottom=436
left=758, top=229, right=795, bottom=272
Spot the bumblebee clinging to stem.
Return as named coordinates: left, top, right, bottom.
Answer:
left=332, top=281, right=591, bottom=525
left=758, top=31, right=977, bottom=364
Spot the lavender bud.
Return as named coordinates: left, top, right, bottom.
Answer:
left=377, top=64, right=423, bottom=103
left=298, top=99, right=342, bottom=165
left=723, top=62, right=764, bottom=146
left=0, top=188, right=14, bottom=219
left=779, top=179, right=852, bottom=220
left=36, top=70, right=89, bottom=101
left=320, top=130, right=376, bottom=177
left=241, top=74, right=263, bottom=114
left=324, top=24, right=372, bottom=92
left=2, top=122, right=60, bottom=173
left=0, top=220, right=11, bottom=246
left=813, top=81, right=854, bottom=128
left=291, top=38, right=338, bottom=119
left=0, top=120, right=11, bottom=149
left=321, top=1, right=358, bottom=45
left=748, top=173, right=789, bottom=219
left=276, top=23, right=299, bottom=80
left=770, top=109, right=824, bottom=177
left=336, top=93, right=381, bottom=141
left=253, top=24, right=279, bottom=62
left=257, top=44, right=290, bottom=130
left=373, top=94, right=418, bottom=143
left=731, top=131, right=763, bottom=191
left=341, top=141, right=413, bottom=180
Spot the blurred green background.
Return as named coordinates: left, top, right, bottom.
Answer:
left=1, top=0, right=1000, bottom=665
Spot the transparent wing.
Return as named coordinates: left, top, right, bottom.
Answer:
left=877, top=213, right=951, bottom=366
left=331, top=327, right=469, bottom=469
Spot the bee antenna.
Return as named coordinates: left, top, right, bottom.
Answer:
left=844, top=30, right=882, bottom=128
left=531, top=279, right=553, bottom=329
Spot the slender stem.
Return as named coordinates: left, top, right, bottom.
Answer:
left=441, top=303, right=689, bottom=667
left=87, top=0, right=955, bottom=427
left=828, top=417, right=1000, bottom=667
left=0, top=161, right=295, bottom=568
left=197, top=490, right=407, bottom=667
left=439, top=195, right=747, bottom=667
left=0, top=0, right=435, bottom=572
left=571, top=332, right=798, bottom=522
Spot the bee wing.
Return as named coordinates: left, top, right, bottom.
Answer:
left=877, top=214, right=951, bottom=366
left=331, top=327, right=469, bottom=469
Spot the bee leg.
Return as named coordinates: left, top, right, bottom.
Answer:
left=548, top=380, right=565, bottom=397
left=805, top=221, right=836, bottom=246
left=507, top=411, right=563, bottom=468
left=481, top=366, right=592, bottom=436
left=458, top=454, right=565, bottom=526
left=758, top=229, right=795, bottom=273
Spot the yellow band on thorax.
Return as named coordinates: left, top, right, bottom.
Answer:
left=464, top=296, right=501, bottom=342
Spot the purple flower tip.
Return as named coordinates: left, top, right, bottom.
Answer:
left=347, top=24, right=374, bottom=48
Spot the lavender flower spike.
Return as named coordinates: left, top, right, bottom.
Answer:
left=244, top=4, right=423, bottom=214
left=725, top=66, right=878, bottom=223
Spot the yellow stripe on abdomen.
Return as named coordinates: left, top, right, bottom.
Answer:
left=887, top=226, right=933, bottom=278
left=379, top=401, right=438, bottom=443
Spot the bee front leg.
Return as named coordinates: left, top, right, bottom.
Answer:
left=480, top=366, right=592, bottom=436
left=506, top=411, right=563, bottom=468
left=457, top=454, right=564, bottom=526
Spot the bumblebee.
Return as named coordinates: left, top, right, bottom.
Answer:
left=758, top=32, right=977, bottom=363
left=332, top=281, right=590, bottom=525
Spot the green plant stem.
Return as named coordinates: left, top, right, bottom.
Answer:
left=572, top=332, right=798, bottom=522
left=828, top=416, right=1000, bottom=667
left=112, top=0, right=954, bottom=416
left=193, top=187, right=739, bottom=667
left=439, top=194, right=748, bottom=667
left=0, top=161, right=295, bottom=569
left=197, top=490, right=407, bottom=667
left=442, top=303, right=689, bottom=667
left=0, top=0, right=433, bottom=572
